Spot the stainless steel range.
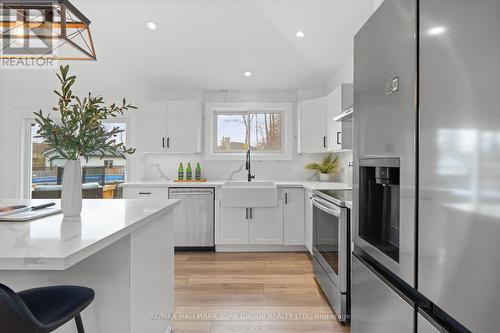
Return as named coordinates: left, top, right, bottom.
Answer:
left=312, top=189, right=351, bottom=324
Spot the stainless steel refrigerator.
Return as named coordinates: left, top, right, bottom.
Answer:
left=351, top=0, right=500, bottom=332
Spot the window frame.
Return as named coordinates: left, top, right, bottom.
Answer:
left=22, top=116, right=131, bottom=198
left=205, top=102, right=292, bottom=161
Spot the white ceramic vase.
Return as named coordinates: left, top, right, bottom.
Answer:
left=61, top=160, right=82, bottom=217
left=319, top=173, right=331, bottom=182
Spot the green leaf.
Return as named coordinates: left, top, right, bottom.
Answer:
left=304, top=154, right=339, bottom=174
left=33, top=65, right=138, bottom=162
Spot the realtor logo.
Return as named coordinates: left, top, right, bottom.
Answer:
left=1, top=0, right=96, bottom=69
left=1, top=5, right=58, bottom=69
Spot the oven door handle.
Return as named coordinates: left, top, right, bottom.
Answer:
left=312, top=198, right=340, bottom=217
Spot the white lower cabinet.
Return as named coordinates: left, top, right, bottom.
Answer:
left=215, top=201, right=285, bottom=246
left=281, top=188, right=305, bottom=245
left=122, top=187, right=169, bottom=199
left=249, top=204, right=284, bottom=245
left=215, top=201, right=249, bottom=245
left=216, top=189, right=306, bottom=249
left=305, top=189, right=314, bottom=254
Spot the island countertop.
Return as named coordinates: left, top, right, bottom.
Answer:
left=0, top=199, right=180, bottom=270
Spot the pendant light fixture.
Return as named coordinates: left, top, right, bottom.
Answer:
left=0, top=0, right=96, bottom=61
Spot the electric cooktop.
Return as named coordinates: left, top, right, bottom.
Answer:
left=315, top=189, right=352, bottom=207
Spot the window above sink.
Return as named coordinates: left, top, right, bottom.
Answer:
left=205, top=103, right=292, bottom=161
left=216, top=112, right=282, bottom=153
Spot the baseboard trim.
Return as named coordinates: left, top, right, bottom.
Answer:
left=215, top=245, right=307, bottom=252
left=175, top=246, right=215, bottom=252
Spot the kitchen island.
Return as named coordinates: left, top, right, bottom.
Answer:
left=0, top=199, right=180, bottom=333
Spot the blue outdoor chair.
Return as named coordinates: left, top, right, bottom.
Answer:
left=0, top=283, right=95, bottom=333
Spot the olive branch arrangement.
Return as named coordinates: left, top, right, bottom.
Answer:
left=34, top=65, right=137, bottom=161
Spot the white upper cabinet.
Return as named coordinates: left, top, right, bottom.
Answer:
left=133, top=101, right=167, bottom=153
left=298, top=97, right=328, bottom=153
left=132, top=100, right=202, bottom=154
left=326, top=84, right=353, bottom=151
left=327, top=83, right=353, bottom=118
left=298, top=84, right=353, bottom=153
left=165, top=101, right=202, bottom=153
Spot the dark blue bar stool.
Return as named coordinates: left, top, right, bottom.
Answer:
left=0, top=283, right=95, bottom=333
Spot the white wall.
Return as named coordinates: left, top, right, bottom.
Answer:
left=0, top=79, right=7, bottom=198
left=325, top=57, right=354, bottom=95
left=323, top=58, right=355, bottom=185
left=0, top=77, right=334, bottom=199
left=0, top=0, right=382, bottom=198
left=131, top=89, right=330, bottom=183
left=320, top=0, right=382, bottom=185
left=0, top=66, right=148, bottom=199
left=0, top=72, right=352, bottom=199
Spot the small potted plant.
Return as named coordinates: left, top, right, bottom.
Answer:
left=34, top=65, right=137, bottom=217
left=305, top=154, right=340, bottom=182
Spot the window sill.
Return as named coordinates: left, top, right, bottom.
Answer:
left=204, top=151, right=292, bottom=161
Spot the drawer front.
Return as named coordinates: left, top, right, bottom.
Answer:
left=313, top=257, right=347, bottom=322
left=122, top=187, right=169, bottom=199
left=351, top=255, right=414, bottom=333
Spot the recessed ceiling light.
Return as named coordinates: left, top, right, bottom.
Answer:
left=427, top=26, right=446, bottom=36
left=147, top=22, right=157, bottom=30
left=296, top=31, right=305, bottom=38
left=243, top=71, right=253, bottom=77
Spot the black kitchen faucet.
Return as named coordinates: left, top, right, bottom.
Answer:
left=245, top=149, right=255, bottom=182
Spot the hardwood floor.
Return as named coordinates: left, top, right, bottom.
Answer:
left=173, top=252, right=350, bottom=333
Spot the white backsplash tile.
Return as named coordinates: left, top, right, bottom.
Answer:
left=331, top=150, right=353, bottom=185
left=141, top=153, right=327, bottom=182
left=139, top=151, right=352, bottom=186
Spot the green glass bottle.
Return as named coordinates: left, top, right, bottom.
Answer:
left=186, top=162, right=192, bottom=180
left=195, top=162, right=202, bottom=180
left=177, top=162, right=184, bottom=180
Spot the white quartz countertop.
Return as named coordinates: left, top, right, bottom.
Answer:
left=0, top=199, right=179, bottom=270
left=120, top=180, right=351, bottom=191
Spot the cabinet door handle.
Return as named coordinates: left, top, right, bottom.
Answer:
left=285, top=193, right=288, bottom=205
left=138, top=192, right=151, bottom=195
left=162, top=137, right=166, bottom=148
left=336, top=132, right=341, bottom=145
left=166, top=137, right=171, bottom=148
left=323, top=136, right=327, bottom=148
left=245, top=208, right=249, bottom=219
left=249, top=208, right=253, bottom=220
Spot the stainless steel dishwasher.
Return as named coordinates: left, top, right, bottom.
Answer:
left=168, top=188, right=215, bottom=251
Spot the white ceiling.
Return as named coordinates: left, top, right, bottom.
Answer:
left=1, top=0, right=374, bottom=94
left=76, top=0, right=374, bottom=90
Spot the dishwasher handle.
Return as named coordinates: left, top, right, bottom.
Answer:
left=168, top=188, right=214, bottom=196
